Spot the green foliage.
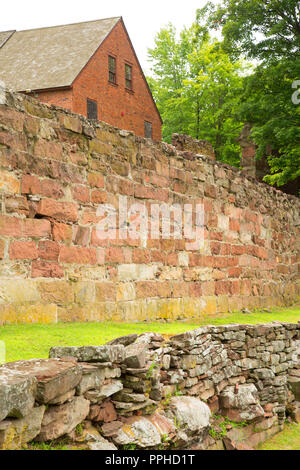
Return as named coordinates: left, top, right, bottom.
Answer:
left=203, top=0, right=300, bottom=189
left=147, top=16, right=247, bottom=166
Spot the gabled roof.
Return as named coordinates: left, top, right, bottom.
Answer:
left=0, top=17, right=120, bottom=91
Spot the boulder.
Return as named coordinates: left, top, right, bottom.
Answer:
left=84, top=380, right=123, bottom=402
left=124, top=343, right=147, bottom=369
left=76, top=363, right=121, bottom=395
left=220, top=384, right=264, bottom=422
left=113, top=416, right=162, bottom=448
left=165, top=396, right=211, bottom=432
left=49, top=345, right=125, bottom=363
left=3, top=358, right=82, bottom=404
left=106, top=334, right=138, bottom=347
left=0, top=406, right=45, bottom=450
left=0, top=367, right=36, bottom=421
left=36, top=396, right=90, bottom=441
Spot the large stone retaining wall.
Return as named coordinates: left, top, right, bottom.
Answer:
left=0, top=85, right=299, bottom=323
left=0, top=322, right=299, bottom=450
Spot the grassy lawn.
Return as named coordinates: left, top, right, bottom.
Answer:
left=0, top=304, right=299, bottom=363
left=257, top=422, right=300, bottom=450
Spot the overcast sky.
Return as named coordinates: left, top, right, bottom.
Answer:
left=0, top=0, right=212, bottom=75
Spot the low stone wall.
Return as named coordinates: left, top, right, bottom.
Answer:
left=0, top=322, right=299, bottom=450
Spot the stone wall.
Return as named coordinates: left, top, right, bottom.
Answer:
left=0, top=323, right=299, bottom=450
left=0, top=85, right=299, bottom=324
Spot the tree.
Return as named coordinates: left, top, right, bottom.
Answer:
left=147, top=19, right=246, bottom=166
left=205, top=0, right=300, bottom=189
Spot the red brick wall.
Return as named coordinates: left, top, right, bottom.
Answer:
left=31, top=89, right=73, bottom=112
left=72, top=20, right=162, bottom=141
left=0, top=88, right=299, bottom=324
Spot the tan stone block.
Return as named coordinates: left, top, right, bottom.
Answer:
left=38, top=281, right=74, bottom=304
left=0, top=280, right=40, bottom=304
left=0, top=304, right=57, bottom=324
left=116, top=283, right=136, bottom=301
left=0, top=170, right=20, bottom=194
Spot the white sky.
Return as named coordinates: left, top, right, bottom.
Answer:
left=0, top=0, right=212, bottom=75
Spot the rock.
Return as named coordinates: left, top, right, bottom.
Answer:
left=3, top=359, right=82, bottom=404
left=49, top=345, right=125, bottom=364
left=106, top=334, right=138, bottom=347
left=88, top=400, right=117, bottom=423
left=76, top=364, right=121, bottom=395
left=220, top=384, right=264, bottom=423
left=113, top=390, right=147, bottom=403
left=0, top=367, right=36, bottom=421
left=0, top=406, right=45, bottom=450
left=289, top=377, right=300, bottom=401
left=36, top=396, right=90, bottom=441
left=124, top=343, right=147, bottom=369
left=113, top=416, right=162, bottom=447
left=223, top=437, right=254, bottom=451
left=84, top=380, right=123, bottom=402
left=165, top=396, right=211, bottom=432
left=101, top=421, right=124, bottom=438
left=89, top=437, right=117, bottom=451
left=48, top=389, right=76, bottom=405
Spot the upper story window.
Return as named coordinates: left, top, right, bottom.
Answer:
left=87, top=99, right=98, bottom=120
left=125, top=64, right=133, bottom=90
left=108, top=55, right=116, bottom=84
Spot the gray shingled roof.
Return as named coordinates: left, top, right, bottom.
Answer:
left=0, top=17, right=120, bottom=91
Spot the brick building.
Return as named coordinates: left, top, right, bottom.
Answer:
left=0, top=17, right=162, bottom=140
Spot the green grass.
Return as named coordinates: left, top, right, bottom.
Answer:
left=257, top=422, right=300, bottom=450
left=0, top=305, right=299, bottom=363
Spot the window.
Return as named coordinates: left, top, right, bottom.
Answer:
left=125, top=64, right=132, bottom=90
left=108, top=56, right=116, bottom=84
left=144, top=121, right=153, bottom=139
left=87, top=99, right=98, bottom=120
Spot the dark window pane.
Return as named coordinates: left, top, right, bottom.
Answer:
left=144, top=121, right=152, bottom=139
left=109, top=56, right=116, bottom=84
left=87, top=99, right=98, bottom=120
left=125, top=64, right=132, bottom=90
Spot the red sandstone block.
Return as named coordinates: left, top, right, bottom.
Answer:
left=151, top=250, right=166, bottom=264
left=150, top=173, right=169, bottom=188
left=203, top=256, right=214, bottom=267
left=34, top=139, right=63, bottom=160
left=188, top=253, right=203, bottom=267
left=136, top=281, right=158, bottom=299
left=91, top=190, right=108, bottom=204
left=0, top=239, right=4, bottom=259
left=204, top=184, right=217, bottom=199
left=189, top=282, right=202, bottom=297
left=213, top=257, right=228, bottom=269
left=229, top=218, right=240, bottom=232
left=228, top=267, right=242, bottom=278
left=72, top=226, right=90, bottom=246
left=210, top=232, right=223, bottom=241
left=88, top=173, right=105, bottom=189
left=21, top=175, right=41, bottom=195
left=38, top=240, right=60, bottom=261
left=40, top=180, right=65, bottom=200
left=37, top=198, right=78, bottom=222
left=52, top=222, right=72, bottom=243
left=231, top=245, right=246, bottom=255
left=134, top=185, right=156, bottom=200
left=31, top=260, right=64, bottom=278
left=215, top=281, right=230, bottom=295
left=230, top=280, right=241, bottom=295
left=90, top=228, right=109, bottom=247
left=132, top=248, right=151, bottom=264
left=9, top=241, right=38, bottom=260
left=105, top=247, right=125, bottom=263
left=97, top=247, right=105, bottom=265
left=72, top=185, right=90, bottom=203
left=0, top=131, right=27, bottom=152
left=211, top=242, right=221, bottom=255
left=172, top=281, right=189, bottom=298
left=60, top=246, right=97, bottom=264
left=173, top=181, right=187, bottom=193
left=95, top=282, right=116, bottom=302
left=24, top=116, right=39, bottom=135
left=167, top=252, right=178, bottom=266
left=220, top=244, right=231, bottom=256
left=23, top=219, right=51, bottom=238
left=0, top=215, right=22, bottom=237
left=0, top=108, right=24, bottom=132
